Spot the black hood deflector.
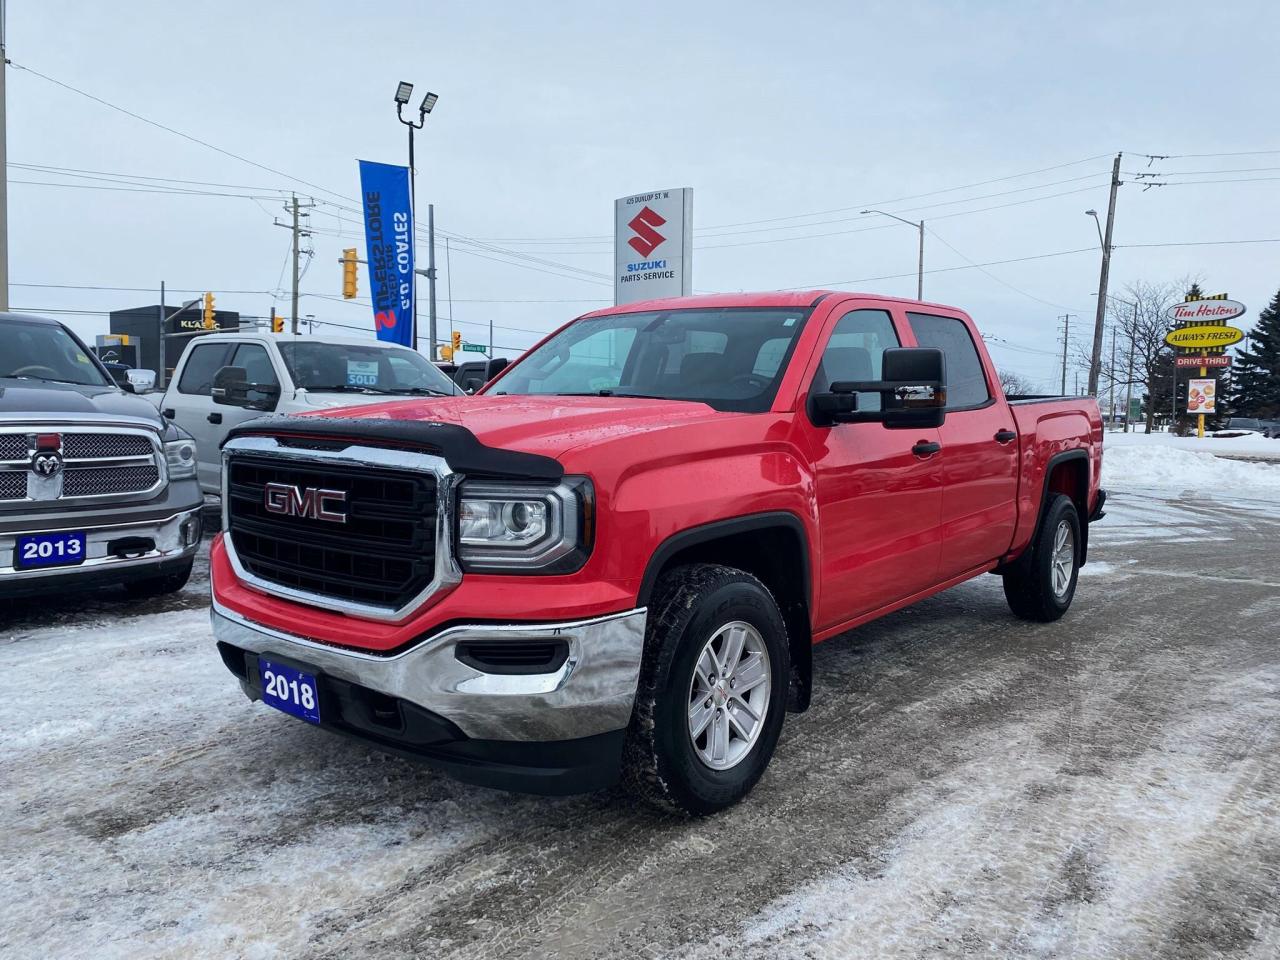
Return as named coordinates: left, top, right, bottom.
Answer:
left=223, top=416, right=563, bottom=481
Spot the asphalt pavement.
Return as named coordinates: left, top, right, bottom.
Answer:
left=2, top=490, right=1278, bottom=959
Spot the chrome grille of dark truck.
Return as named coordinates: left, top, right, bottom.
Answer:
left=0, top=434, right=26, bottom=461
left=63, top=464, right=161, bottom=497
left=0, top=471, right=25, bottom=500
left=62, top=433, right=154, bottom=459
left=226, top=456, right=438, bottom=609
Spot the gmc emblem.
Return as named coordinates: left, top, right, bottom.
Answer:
left=263, top=482, right=348, bottom=523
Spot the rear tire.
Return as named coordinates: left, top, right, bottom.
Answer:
left=123, top=559, right=194, bottom=600
left=1002, top=494, right=1080, bottom=622
left=622, top=563, right=789, bottom=816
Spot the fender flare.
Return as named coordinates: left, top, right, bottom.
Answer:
left=636, top=510, right=812, bottom=608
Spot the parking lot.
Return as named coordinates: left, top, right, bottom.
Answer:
left=3, top=489, right=1279, bottom=959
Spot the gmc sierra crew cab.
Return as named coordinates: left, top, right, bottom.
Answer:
left=1, top=313, right=203, bottom=600
left=210, top=291, right=1104, bottom=815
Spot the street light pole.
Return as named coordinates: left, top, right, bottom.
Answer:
left=395, top=83, right=439, bottom=357
left=862, top=209, right=924, bottom=299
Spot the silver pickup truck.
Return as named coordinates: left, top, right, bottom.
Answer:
left=0, top=312, right=204, bottom=600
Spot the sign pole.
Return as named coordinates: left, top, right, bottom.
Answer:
left=1198, top=362, right=1207, bottom=439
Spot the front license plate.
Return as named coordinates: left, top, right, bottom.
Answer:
left=16, top=531, right=87, bottom=569
left=259, top=657, right=321, bottom=724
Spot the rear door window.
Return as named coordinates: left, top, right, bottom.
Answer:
left=906, top=313, right=991, bottom=409
left=177, top=343, right=234, bottom=395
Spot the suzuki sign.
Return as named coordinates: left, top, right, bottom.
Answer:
left=614, top=188, right=693, bottom=305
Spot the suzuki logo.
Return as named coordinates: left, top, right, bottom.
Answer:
left=31, top=452, right=63, bottom=478
left=263, top=482, right=348, bottom=523
left=627, top=206, right=667, bottom=258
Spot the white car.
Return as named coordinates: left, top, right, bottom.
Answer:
left=159, top=333, right=462, bottom=494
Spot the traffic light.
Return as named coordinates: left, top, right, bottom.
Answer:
left=440, top=345, right=454, bottom=361
left=271, top=313, right=284, bottom=334
left=452, top=330, right=462, bottom=352
left=341, top=248, right=359, bottom=299
left=441, top=332, right=462, bottom=362
left=202, top=292, right=216, bottom=329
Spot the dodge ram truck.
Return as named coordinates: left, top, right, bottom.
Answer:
left=1, top=312, right=204, bottom=600
left=210, top=291, right=1104, bottom=815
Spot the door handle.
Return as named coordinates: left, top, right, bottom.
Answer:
left=207, top=412, right=223, bottom=425
left=911, top=440, right=941, bottom=457
left=994, top=429, right=1017, bottom=444
left=162, top=408, right=175, bottom=419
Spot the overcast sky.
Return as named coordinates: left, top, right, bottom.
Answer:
left=7, top=0, right=1279, bottom=391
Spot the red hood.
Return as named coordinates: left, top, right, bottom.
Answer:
left=304, top=394, right=734, bottom=461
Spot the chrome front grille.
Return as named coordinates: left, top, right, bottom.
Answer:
left=0, top=471, right=25, bottom=501
left=63, top=464, right=162, bottom=498
left=0, top=427, right=164, bottom=506
left=0, top=434, right=25, bottom=461
left=63, top=433, right=154, bottom=460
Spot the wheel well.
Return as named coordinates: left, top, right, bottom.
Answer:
left=641, top=518, right=812, bottom=712
left=1045, top=454, right=1090, bottom=563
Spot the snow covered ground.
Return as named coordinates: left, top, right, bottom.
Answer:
left=2, top=443, right=1278, bottom=958
left=1102, top=430, right=1280, bottom=503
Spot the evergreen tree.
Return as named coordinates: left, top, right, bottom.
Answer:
left=1231, top=289, right=1280, bottom=417
left=1185, top=281, right=1205, bottom=300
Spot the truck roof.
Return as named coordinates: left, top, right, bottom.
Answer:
left=0, top=311, right=64, bottom=326
left=580, top=290, right=964, bottom=318
left=178, top=332, right=418, bottom=349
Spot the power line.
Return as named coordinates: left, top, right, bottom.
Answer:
left=924, top=226, right=1086, bottom=312
left=469, top=153, right=1118, bottom=242
left=8, top=60, right=350, bottom=203
left=782, top=246, right=1098, bottom=290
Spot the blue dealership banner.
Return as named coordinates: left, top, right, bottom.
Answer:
left=358, top=160, right=414, bottom=346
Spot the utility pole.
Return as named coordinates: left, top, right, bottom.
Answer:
left=276, top=194, right=313, bottom=335
left=0, top=0, right=10, bottom=311
left=427, top=203, right=438, bottom=358
left=1088, top=153, right=1122, bottom=396
left=1058, top=313, right=1072, bottom=395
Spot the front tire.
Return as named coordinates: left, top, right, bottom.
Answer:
left=622, top=563, right=789, bottom=816
left=1002, top=494, right=1081, bottom=622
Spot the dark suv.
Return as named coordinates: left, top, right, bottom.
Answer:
left=0, top=313, right=204, bottom=599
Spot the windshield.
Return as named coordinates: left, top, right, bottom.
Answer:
left=492, top=308, right=811, bottom=413
left=1, top=319, right=111, bottom=387
left=278, top=342, right=460, bottom=395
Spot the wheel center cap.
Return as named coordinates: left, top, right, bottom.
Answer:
left=713, top=684, right=728, bottom=706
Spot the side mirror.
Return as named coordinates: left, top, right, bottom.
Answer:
left=103, top=361, right=133, bottom=390
left=484, top=357, right=509, bottom=380
left=813, top=347, right=947, bottom=429
left=212, top=365, right=280, bottom=411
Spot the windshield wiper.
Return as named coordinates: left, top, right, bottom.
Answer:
left=384, top=386, right=454, bottom=396
left=303, top=384, right=398, bottom=394
left=7, top=374, right=94, bottom=386
left=553, top=389, right=680, bottom=400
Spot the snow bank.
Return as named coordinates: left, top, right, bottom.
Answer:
left=1102, top=442, right=1280, bottom=500
left=1104, top=428, right=1280, bottom=460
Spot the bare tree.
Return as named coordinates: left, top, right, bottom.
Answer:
left=1111, top=280, right=1179, bottom=433
left=997, top=368, right=1037, bottom=397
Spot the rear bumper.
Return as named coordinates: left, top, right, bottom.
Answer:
left=210, top=603, right=647, bottom=795
left=0, top=508, right=202, bottom=597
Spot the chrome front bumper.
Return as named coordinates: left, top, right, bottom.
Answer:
left=0, top=508, right=202, bottom=583
left=210, top=602, right=647, bottom=742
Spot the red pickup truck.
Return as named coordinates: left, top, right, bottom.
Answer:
left=210, top=291, right=1103, bottom=814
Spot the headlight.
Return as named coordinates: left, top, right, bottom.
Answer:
left=164, top=438, right=197, bottom=480
left=457, top=477, right=593, bottom=573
